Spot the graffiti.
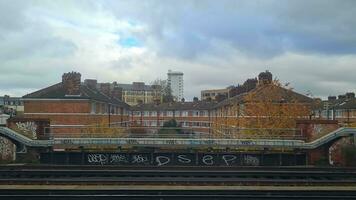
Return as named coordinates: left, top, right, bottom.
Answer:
left=177, top=154, right=192, bottom=164
left=72, top=152, right=305, bottom=166
left=110, top=154, right=129, bottom=164
left=0, top=137, right=15, bottom=161
left=243, top=155, right=260, bottom=166
left=240, top=141, right=255, bottom=145
left=222, top=155, right=238, bottom=166
left=156, top=156, right=170, bottom=166
left=127, top=139, right=139, bottom=145
left=202, top=155, right=214, bottom=165
left=132, top=154, right=149, bottom=164
left=87, top=154, right=108, bottom=165
left=313, top=124, right=323, bottom=135
left=16, top=121, right=37, bottom=139
left=166, top=140, right=176, bottom=145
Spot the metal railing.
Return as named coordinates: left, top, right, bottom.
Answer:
left=1, top=126, right=356, bottom=149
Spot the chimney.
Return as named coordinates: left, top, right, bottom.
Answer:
left=258, top=70, right=273, bottom=85
left=328, top=96, right=337, bottom=101
left=346, top=92, right=355, bottom=99
left=62, top=72, right=81, bottom=96
left=84, top=79, right=97, bottom=89
left=338, top=95, right=346, bottom=101
left=112, top=87, right=123, bottom=100
left=100, top=83, right=111, bottom=97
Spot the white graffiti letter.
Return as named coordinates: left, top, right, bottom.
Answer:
left=222, top=155, right=237, bottom=166
left=202, top=155, right=214, bottom=165
left=156, top=156, right=170, bottom=166
left=178, top=155, right=191, bottom=164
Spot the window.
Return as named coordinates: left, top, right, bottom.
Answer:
left=159, top=111, right=164, bottom=116
left=175, top=111, right=180, bottom=117
left=167, top=111, right=173, bottom=117
left=193, top=111, right=199, bottom=117
left=144, top=111, right=149, bottom=116
left=199, top=111, right=206, bottom=117
left=182, top=111, right=188, bottom=117
left=335, top=110, right=343, bottom=118
left=91, top=102, right=96, bottom=114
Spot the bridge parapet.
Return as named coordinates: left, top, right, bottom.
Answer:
left=7, top=118, right=50, bottom=140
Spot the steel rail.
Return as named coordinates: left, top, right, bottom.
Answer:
left=1, top=127, right=356, bottom=149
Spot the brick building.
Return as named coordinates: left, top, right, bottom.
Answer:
left=22, top=72, right=130, bottom=136
left=131, top=100, right=216, bottom=134
left=313, top=92, right=356, bottom=126
left=201, top=88, right=230, bottom=101
left=210, top=72, right=313, bottom=138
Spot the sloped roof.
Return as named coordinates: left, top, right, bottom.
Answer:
left=215, top=83, right=313, bottom=108
left=332, top=98, right=356, bottom=109
left=23, top=82, right=129, bottom=108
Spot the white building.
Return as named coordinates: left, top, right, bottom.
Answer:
left=167, top=70, right=184, bottom=101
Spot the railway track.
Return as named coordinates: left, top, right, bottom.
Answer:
left=1, top=166, right=356, bottom=199
left=0, top=166, right=356, bottom=186
left=1, top=189, right=356, bottom=199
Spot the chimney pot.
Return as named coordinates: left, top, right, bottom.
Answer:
left=62, top=72, right=81, bottom=95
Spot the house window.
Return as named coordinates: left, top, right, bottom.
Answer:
left=91, top=102, right=96, bottom=114
left=335, top=110, right=343, bottom=118
left=175, top=111, right=180, bottom=117
left=167, top=111, right=173, bottom=117
left=181, top=111, right=188, bottom=117
left=199, top=111, right=206, bottom=117
left=193, top=111, right=199, bottom=117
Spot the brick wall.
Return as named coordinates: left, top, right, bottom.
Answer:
left=24, top=100, right=91, bottom=113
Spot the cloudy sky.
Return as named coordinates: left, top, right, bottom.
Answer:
left=1, top=0, right=355, bottom=100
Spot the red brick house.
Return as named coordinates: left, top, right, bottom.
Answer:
left=22, top=72, right=130, bottom=136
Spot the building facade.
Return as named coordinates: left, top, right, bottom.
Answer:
left=116, top=82, right=161, bottom=106
left=131, top=101, right=215, bottom=134
left=167, top=70, right=184, bottom=101
left=201, top=88, right=230, bottom=101
left=0, top=95, right=24, bottom=116
left=86, top=81, right=161, bottom=106
left=22, top=72, right=130, bottom=137
left=210, top=72, right=313, bottom=138
left=313, top=92, right=356, bottom=126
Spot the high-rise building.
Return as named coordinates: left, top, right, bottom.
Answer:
left=167, top=70, right=184, bottom=101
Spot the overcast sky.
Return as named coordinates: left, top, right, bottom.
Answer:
left=1, top=0, right=355, bottom=100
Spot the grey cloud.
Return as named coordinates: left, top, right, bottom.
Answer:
left=104, top=0, right=356, bottom=59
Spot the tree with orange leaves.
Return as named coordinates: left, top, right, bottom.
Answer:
left=212, top=79, right=312, bottom=138
left=239, top=79, right=312, bottom=136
